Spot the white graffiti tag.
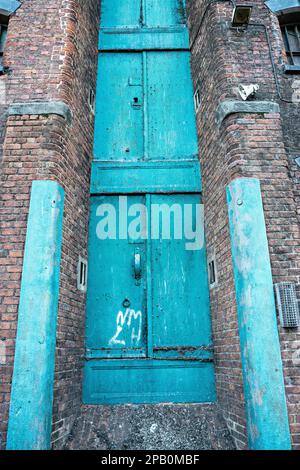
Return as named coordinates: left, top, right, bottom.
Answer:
left=109, top=308, right=142, bottom=347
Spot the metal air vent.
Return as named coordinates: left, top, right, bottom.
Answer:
left=275, top=282, right=300, bottom=328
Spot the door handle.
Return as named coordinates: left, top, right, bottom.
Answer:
left=134, top=248, right=142, bottom=281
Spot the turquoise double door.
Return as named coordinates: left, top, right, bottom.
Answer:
left=83, top=0, right=215, bottom=404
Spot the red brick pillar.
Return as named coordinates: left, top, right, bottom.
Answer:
left=0, top=0, right=100, bottom=449
left=187, top=0, right=300, bottom=449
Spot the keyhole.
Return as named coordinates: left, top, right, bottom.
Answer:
left=123, top=298, right=131, bottom=308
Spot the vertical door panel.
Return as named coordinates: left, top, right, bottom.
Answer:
left=147, top=52, right=198, bottom=160
left=150, top=194, right=212, bottom=352
left=86, top=196, right=147, bottom=358
left=93, top=53, right=144, bottom=161
left=101, top=0, right=141, bottom=28
left=145, top=0, right=185, bottom=27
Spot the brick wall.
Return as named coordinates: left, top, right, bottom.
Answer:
left=0, top=0, right=100, bottom=449
left=1, top=0, right=299, bottom=451
left=187, top=0, right=300, bottom=449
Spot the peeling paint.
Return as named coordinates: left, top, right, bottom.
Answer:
left=227, top=177, right=291, bottom=450
left=6, top=181, right=64, bottom=450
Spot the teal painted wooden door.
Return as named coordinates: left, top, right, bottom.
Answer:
left=84, top=0, right=215, bottom=404
left=84, top=194, right=215, bottom=404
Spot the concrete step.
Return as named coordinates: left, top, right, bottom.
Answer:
left=63, top=403, right=235, bottom=450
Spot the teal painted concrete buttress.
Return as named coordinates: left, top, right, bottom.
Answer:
left=226, top=178, right=291, bottom=450
left=6, top=180, right=64, bottom=450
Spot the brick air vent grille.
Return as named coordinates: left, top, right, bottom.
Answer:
left=275, top=282, right=300, bottom=328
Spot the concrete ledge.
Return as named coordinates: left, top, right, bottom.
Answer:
left=0, top=0, right=20, bottom=16
left=216, top=100, right=280, bottom=128
left=8, top=101, right=72, bottom=125
left=265, top=0, right=300, bottom=15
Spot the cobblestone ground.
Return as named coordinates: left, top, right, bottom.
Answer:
left=63, top=404, right=236, bottom=450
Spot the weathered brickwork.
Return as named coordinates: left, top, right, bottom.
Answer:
left=0, top=0, right=100, bottom=449
left=187, top=0, right=300, bottom=449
